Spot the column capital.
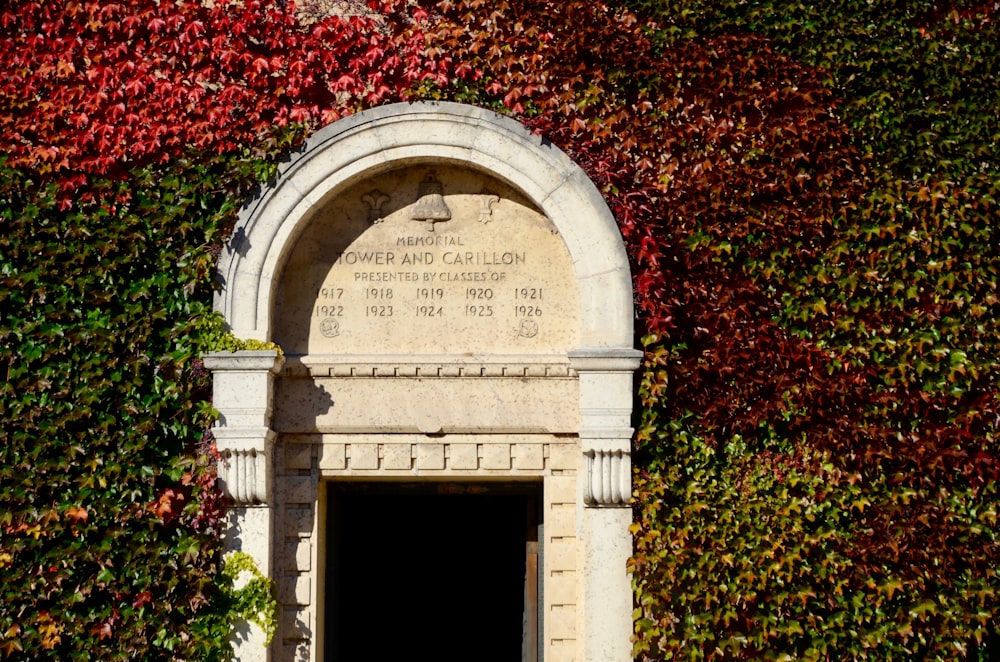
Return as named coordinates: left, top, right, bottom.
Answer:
left=204, top=350, right=283, bottom=505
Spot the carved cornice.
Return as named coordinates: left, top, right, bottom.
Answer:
left=281, top=354, right=576, bottom=378
left=567, top=347, right=644, bottom=372
left=203, top=350, right=286, bottom=373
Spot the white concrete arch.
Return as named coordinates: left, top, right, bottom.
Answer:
left=216, top=101, right=634, bottom=350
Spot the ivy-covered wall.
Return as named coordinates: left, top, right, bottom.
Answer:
left=2, top=0, right=997, bottom=659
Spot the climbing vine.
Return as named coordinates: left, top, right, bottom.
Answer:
left=220, top=552, right=278, bottom=646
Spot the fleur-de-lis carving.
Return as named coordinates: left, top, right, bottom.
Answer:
left=479, top=192, right=501, bottom=224
left=362, top=190, right=391, bottom=224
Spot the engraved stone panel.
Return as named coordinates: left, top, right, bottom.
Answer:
left=274, top=166, right=579, bottom=355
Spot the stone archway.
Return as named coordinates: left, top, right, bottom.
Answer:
left=205, top=102, right=641, bottom=662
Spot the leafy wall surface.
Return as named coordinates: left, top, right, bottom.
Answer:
left=1, top=0, right=997, bottom=659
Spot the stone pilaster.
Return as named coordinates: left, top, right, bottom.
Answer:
left=569, top=347, right=643, bottom=662
left=204, top=350, right=284, bottom=662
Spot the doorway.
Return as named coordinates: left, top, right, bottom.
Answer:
left=324, top=482, right=543, bottom=662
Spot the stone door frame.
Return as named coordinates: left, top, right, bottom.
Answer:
left=206, top=102, right=641, bottom=662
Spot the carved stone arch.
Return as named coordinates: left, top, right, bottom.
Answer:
left=206, top=102, right=641, bottom=662
left=217, top=102, right=633, bottom=348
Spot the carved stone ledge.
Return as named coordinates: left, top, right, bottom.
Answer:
left=567, top=347, right=644, bottom=372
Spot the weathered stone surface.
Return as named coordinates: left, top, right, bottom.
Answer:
left=211, top=103, right=640, bottom=662
left=275, top=166, right=578, bottom=356
left=414, top=443, right=445, bottom=470
left=274, top=371, right=578, bottom=434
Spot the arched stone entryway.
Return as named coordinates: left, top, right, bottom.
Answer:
left=205, top=102, right=641, bottom=662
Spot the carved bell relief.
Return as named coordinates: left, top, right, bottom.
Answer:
left=409, top=174, right=451, bottom=231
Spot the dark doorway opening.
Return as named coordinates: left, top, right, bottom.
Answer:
left=325, top=482, right=542, bottom=662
